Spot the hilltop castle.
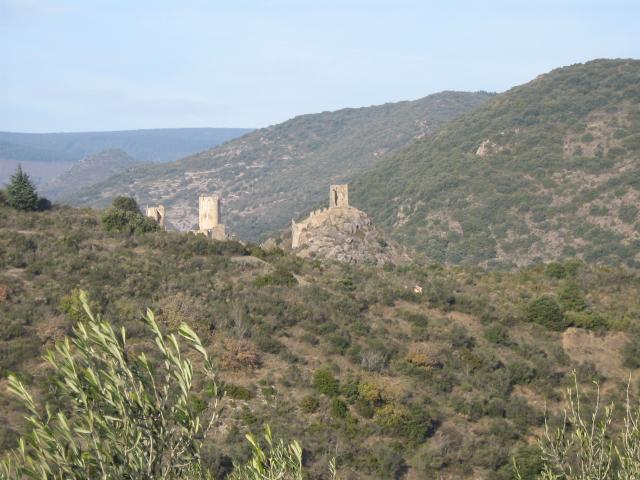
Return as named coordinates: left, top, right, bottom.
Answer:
left=197, top=194, right=227, bottom=240
left=292, top=184, right=351, bottom=248
left=291, top=183, right=409, bottom=265
left=145, top=195, right=227, bottom=240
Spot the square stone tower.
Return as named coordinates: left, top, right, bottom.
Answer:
left=330, top=184, right=349, bottom=208
left=145, top=205, right=165, bottom=227
left=199, top=195, right=220, bottom=231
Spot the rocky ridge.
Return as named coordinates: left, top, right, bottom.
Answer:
left=291, top=206, right=410, bottom=266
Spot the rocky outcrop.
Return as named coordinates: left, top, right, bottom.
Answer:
left=291, top=206, right=410, bottom=266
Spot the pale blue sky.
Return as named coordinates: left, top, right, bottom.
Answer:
left=1, top=0, right=638, bottom=132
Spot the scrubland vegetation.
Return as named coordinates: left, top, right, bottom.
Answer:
left=2, top=198, right=640, bottom=478
left=354, top=59, right=640, bottom=266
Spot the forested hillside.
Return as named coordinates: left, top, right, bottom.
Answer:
left=2, top=202, right=640, bottom=479
left=352, top=59, right=640, bottom=267
left=63, top=91, right=494, bottom=238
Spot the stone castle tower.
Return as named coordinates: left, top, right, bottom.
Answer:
left=145, top=205, right=165, bottom=227
left=198, top=195, right=226, bottom=240
left=292, top=184, right=351, bottom=248
left=330, top=184, right=348, bottom=208
left=199, top=195, right=220, bottom=230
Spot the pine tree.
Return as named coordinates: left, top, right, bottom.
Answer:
left=6, top=165, right=38, bottom=211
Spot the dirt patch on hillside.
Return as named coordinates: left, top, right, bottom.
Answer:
left=562, top=327, right=639, bottom=387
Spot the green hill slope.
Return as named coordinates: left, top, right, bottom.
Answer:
left=352, top=59, right=640, bottom=267
left=64, top=91, right=494, bottom=239
left=2, top=204, right=640, bottom=479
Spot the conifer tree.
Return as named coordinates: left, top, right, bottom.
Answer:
left=6, top=165, right=38, bottom=211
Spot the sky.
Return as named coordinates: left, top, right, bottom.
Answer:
left=1, top=0, right=639, bottom=132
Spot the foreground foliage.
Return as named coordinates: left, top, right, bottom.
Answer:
left=0, top=292, right=310, bottom=480
left=517, top=373, right=640, bottom=480
left=0, top=292, right=218, bottom=479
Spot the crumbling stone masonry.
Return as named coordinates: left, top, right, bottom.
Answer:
left=197, top=194, right=226, bottom=240
left=145, top=205, right=165, bottom=227
left=330, top=184, right=349, bottom=208
left=292, top=184, right=351, bottom=248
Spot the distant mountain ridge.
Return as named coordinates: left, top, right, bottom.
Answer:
left=0, top=128, right=253, bottom=164
left=352, top=59, right=640, bottom=267
left=42, top=149, right=147, bottom=200
left=63, top=91, right=495, bottom=238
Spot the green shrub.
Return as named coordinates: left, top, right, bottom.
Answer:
left=101, top=197, right=160, bottom=235
left=450, top=324, right=475, bottom=348
left=112, top=196, right=141, bottom=212
left=558, top=281, right=587, bottom=312
left=313, top=368, right=340, bottom=397
left=526, top=296, right=565, bottom=330
left=565, top=311, right=609, bottom=330
left=224, top=383, right=255, bottom=400
left=254, top=268, right=297, bottom=287
left=300, top=395, right=320, bottom=413
left=484, top=323, right=510, bottom=345
left=330, top=398, right=348, bottom=419
left=544, top=262, right=566, bottom=279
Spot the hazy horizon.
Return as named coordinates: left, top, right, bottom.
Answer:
left=2, top=0, right=639, bottom=132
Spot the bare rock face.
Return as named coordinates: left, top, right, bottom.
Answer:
left=291, top=206, right=410, bottom=266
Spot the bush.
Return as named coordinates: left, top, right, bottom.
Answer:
left=450, top=324, right=475, bottom=348
left=330, top=398, right=349, bottom=419
left=544, top=262, right=566, bottom=279
left=300, top=395, right=320, bottom=413
left=254, top=268, right=298, bottom=287
left=313, top=368, right=340, bottom=397
left=526, top=296, right=565, bottom=330
left=558, top=281, right=587, bottom=312
left=112, top=196, right=141, bottom=212
left=101, top=196, right=160, bottom=235
left=224, top=383, right=255, bottom=401
left=36, top=197, right=52, bottom=211
left=484, top=323, right=510, bottom=345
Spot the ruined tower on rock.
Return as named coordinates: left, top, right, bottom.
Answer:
left=197, top=195, right=227, bottom=240
left=330, top=184, right=349, bottom=208
left=145, top=205, right=165, bottom=227
left=291, top=184, right=410, bottom=265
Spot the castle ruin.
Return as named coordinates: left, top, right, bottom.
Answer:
left=292, top=184, right=351, bottom=248
left=145, top=205, right=165, bottom=227
left=330, top=184, right=349, bottom=208
left=197, top=194, right=226, bottom=240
